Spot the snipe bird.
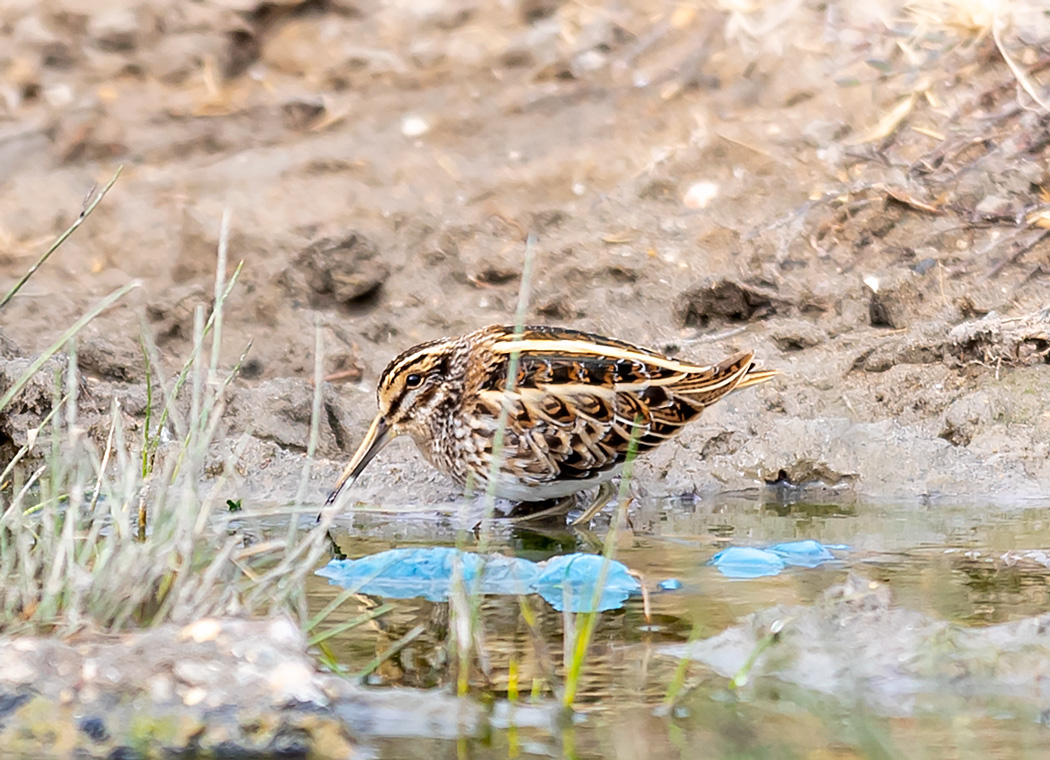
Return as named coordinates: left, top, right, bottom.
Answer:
left=326, top=325, right=777, bottom=519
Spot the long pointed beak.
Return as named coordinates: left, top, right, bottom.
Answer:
left=325, top=415, right=394, bottom=505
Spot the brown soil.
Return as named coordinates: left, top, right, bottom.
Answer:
left=2, top=1, right=1049, bottom=507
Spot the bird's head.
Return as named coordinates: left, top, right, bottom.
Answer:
left=325, top=337, right=457, bottom=504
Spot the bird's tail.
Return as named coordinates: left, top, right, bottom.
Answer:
left=675, top=351, right=779, bottom=406
left=734, top=364, right=780, bottom=391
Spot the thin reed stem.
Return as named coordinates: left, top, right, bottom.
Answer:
left=0, top=167, right=123, bottom=310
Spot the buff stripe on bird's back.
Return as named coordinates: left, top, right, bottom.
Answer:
left=492, top=339, right=704, bottom=374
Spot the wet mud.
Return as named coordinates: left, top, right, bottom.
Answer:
left=3, top=3, right=1049, bottom=509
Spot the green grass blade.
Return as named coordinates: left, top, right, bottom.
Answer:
left=306, top=603, right=393, bottom=647
left=354, top=624, right=425, bottom=680
left=0, top=167, right=123, bottom=310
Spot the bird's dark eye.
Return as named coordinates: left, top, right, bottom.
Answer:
left=405, top=373, right=424, bottom=389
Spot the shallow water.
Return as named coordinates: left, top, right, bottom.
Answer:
left=308, top=495, right=1050, bottom=758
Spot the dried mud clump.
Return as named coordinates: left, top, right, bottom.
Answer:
left=78, top=337, right=143, bottom=383
left=768, top=319, right=827, bottom=352
left=854, top=310, right=1050, bottom=374
left=0, top=356, right=65, bottom=450
left=226, top=379, right=351, bottom=457
left=764, top=462, right=859, bottom=489
left=867, top=272, right=925, bottom=329
left=939, top=390, right=1002, bottom=447
left=0, top=330, right=20, bottom=360
left=674, top=279, right=782, bottom=328
left=290, top=233, right=390, bottom=308
left=947, top=310, right=1050, bottom=368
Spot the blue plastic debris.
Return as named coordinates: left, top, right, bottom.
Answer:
left=768, top=540, right=836, bottom=568
left=658, top=578, right=683, bottom=591
left=709, top=547, right=786, bottom=579
left=709, top=540, right=842, bottom=578
left=317, top=548, right=640, bottom=612
left=533, top=554, right=641, bottom=612
left=316, top=547, right=537, bottom=602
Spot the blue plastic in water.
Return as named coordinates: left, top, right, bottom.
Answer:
left=709, top=540, right=843, bottom=578
left=533, top=553, right=640, bottom=612
left=709, top=547, right=786, bottom=579
left=768, top=539, right=836, bottom=568
left=315, top=547, right=537, bottom=602
left=658, top=578, right=683, bottom=591
left=317, top=548, right=640, bottom=612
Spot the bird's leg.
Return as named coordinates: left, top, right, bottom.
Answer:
left=506, top=495, right=577, bottom=523
left=570, top=480, right=617, bottom=526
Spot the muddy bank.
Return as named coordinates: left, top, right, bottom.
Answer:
left=4, top=307, right=1047, bottom=512
left=2, top=3, right=1050, bottom=505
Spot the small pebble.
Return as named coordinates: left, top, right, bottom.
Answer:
left=682, top=181, right=719, bottom=209
left=913, top=258, right=937, bottom=275
left=183, top=687, right=207, bottom=707
left=401, top=115, right=430, bottom=137
left=147, top=674, right=174, bottom=703
left=180, top=618, right=222, bottom=644
left=77, top=716, right=109, bottom=742
left=267, top=618, right=303, bottom=649
left=267, top=661, right=322, bottom=705
left=81, top=660, right=98, bottom=682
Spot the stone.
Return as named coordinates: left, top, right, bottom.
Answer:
left=293, top=233, right=389, bottom=306
left=0, top=618, right=356, bottom=758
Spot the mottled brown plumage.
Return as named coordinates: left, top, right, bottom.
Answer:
left=326, top=325, right=778, bottom=512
